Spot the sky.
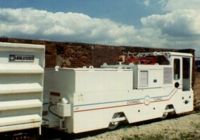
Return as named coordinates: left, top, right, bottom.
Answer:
left=0, top=0, right=200, bottom=56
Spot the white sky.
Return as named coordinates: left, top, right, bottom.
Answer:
left=0, top=0, right=200, bottom=56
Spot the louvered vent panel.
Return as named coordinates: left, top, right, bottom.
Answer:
left=139, top=71, right=148, bottom=87
left=164, top=67, right=172, bottom=84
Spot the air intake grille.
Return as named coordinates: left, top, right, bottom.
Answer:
left=140, top=71, right=148, bottom=87
left=164, top=67, right=172, bottom=84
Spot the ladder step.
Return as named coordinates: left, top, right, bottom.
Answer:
left=165, top=108, right=175, bottom=113
left=0, top=99, right=42, bottom=111
left=0, top=64, right=44, bottom=74
left=0, top=114, right=41, bottom=126
left=0, top=83, right=43, bottom=94
left=112, top=117, right=126, bottom=122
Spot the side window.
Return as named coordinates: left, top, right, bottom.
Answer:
left=183, top=58, right=190, bottom=79
left=174, top=59, right=180, bottom=80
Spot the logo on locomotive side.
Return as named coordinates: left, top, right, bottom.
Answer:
left=9, top=54, right=34, bottom=62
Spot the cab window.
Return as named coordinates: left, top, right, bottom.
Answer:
left=174, top=59, right=180, bottom=80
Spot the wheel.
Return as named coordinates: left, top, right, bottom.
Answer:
left=108, top=113, right=121, bottom=130
left=161, top=112, right=168, bottom=119
left=12, top=133, right=39, bottom=140
left=108, top=121, right=120, bottom=130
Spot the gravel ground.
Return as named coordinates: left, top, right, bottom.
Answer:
left=42, top=112, right=200, bottom=140
left=79, top=112, right=200, bottom=140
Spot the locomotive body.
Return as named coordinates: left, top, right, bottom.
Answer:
left=43, top=52, right=193, bottom=133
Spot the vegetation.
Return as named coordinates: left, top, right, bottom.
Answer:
left=123, top=134, right=165, bottom=140
left=123, top=132, right=200, bottom=140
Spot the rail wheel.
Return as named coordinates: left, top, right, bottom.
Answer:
left=108, top=113, right=123, bottom=130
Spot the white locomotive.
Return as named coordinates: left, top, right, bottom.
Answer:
left=43, top=52, right=193, bottom=133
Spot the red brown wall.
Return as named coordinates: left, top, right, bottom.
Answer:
left=1, top=37, right=199, bottom=109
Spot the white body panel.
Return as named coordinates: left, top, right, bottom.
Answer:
left=0, top=42, right=45, bottom=133
left=43, top=52, right=193, bottom=133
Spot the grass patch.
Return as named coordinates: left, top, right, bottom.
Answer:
left=192, top=122, right=200, bottom=130
left=123, top=134, right=165, bottom=140
left=123, top=132, right=200, bottom=140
